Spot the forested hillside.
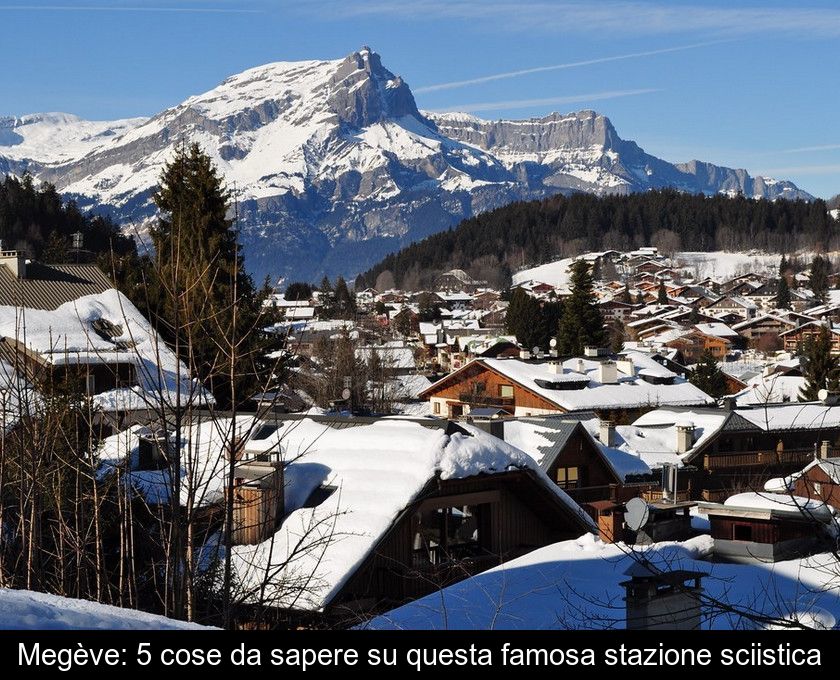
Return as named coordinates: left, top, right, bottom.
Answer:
left=0, top=174, right=136, bottom=262
left=356, top=190, right=837, bottom=290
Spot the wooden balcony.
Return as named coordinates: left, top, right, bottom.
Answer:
left=457, top=394, right=515, bottom=408
left=703, top=448, right=818, bottom=471
left=641, top=488, right=692, bottom=503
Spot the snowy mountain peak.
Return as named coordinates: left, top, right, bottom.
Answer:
left=0, top=48, right=814, bottom=282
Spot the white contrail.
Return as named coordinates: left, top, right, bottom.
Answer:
left=433, top=88, right=659, bottom=113
left=0, top=4, right=260, bottom=13
left=415, top=41, right=724, bottom=93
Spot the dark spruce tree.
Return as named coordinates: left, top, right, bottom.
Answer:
left=799, top=326, right=840, bottom=401
left=689, top=350, right=728, bottom=399
left=776, top=272, right=792, bottom=310
left=810, top=254, right=831, bottom=306
left=150, top=142, right=264, bottom=407
left=557, top=260, right=607, bottom=356
left=657, top=280, right=668, bottom=304
left=284, top=281, right=313, bottom=301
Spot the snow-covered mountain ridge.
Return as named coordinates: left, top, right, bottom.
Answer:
left=0, top=47, right=812, bottom=282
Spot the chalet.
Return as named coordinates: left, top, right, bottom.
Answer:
left=0, top=253, right=199, bottom=412
left=434, top=269, right=486, bottom=293
left=419, top=352, right=713, bottom=419
left=224, top=416, right=595, bottom=624
left=611, top=402, right=840, bottom=501
left=731, top=313, right=797, bottom=348
left=704, top=295, right=757, bottom=321
left=482, top=417, right=653, bottom=515
left=780, top=320, right=840, bottom=355
left=599, top=299, right=636, bottom=323
left=782, top=454, right=840, bottom=511
left=699, top=492, right=832, bottom=563
left=662, top=329, right=731, bottom=364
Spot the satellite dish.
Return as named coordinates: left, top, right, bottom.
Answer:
left=624, top=497, right=650, bottom=531
left=341, top=388, right=351, bottom=401
left=818, top=388, right=829, bottom=402
left=550, top=338, right=557, bottom=348
left=532, top=346, right=540, bottom=356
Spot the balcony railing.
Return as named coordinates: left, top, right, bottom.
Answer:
left=457, top=394, right=515, bottom=407
left=703, top=448, right=819, bottom=471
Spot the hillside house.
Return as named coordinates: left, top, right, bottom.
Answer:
left=780, top=321, right=840, bottom=355
left=420, top=352, right=713, bottom=419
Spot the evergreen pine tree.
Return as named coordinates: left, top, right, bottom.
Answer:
left=636, top=291, right=645, bottom=305
left=689, top=350, right=727, bottom=398
left=799, top=326, right=840, bottom=401
left=318, top=276, right=335, bottom=318
left=776, top=273, right=791, bottom=310
left=657, top=280, right=668, bottom=304
left=618, top=284, right=631, bottom=304
left=556, top=260, right=607, bottom=355
left=810, top=254, right=831, bottom=305
left=333, top=276, right=356, bottom=319
left=42, top=230, right=69, bottom=264
left=151, top=142, right=263, bottom=405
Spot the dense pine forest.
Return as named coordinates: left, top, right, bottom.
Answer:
left=0, top=174, right=136, bottom=262
left=356, top=190, right=838, bottom=290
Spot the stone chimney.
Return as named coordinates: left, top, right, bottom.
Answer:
left=820, top=440, right=833, bottom=459
left=548, top=361, right=563, bottom=374
left=519, top=349, right=531, bottom=360
left=0, top=249, right=26, bottom=279
left=675, top=423, right=695, bottom=454
left=598, top=360, right=618, bottom=384
left=599, top=419, right=615, bottom=448
left=617, top=356, right=635, bottom=377
left=621, top=563, right=707, bottom=631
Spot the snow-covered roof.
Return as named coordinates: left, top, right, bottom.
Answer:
left=610, top=408, right=731, bottom=468
left=720, top=492, right=833, bottom=521
left=215, top=417, right=594, bottom=611
left=463, top=355, right=711, bottom=412
left=0, top=289, right=209, bottom=410
left=365, top=532, right=840, bottom=630
left=733, top=374, right=805, bottom=406
left=0, top=589, right=209, bottom=630
left=694, top=322, right=739, bottom=338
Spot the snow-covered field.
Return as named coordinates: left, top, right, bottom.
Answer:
left=0, top=589, right=208, bottom=629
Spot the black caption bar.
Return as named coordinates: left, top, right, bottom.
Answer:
left=6, top=630, right=833, bottom=677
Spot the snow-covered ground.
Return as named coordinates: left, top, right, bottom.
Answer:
left=512, top=250, right=836, bottom=288
left=367, top=534, right=840, bottom=630
left=0, top=589, right=208, bottom=629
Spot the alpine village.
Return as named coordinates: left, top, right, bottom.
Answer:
left=4, top=44, right=840, bottom=633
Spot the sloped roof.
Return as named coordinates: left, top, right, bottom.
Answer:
left=0, top=263, right=113, bottom=310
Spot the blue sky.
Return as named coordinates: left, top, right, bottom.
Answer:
left=1, top=0, right=839, bottom=197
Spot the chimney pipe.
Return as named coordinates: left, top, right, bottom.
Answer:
left=599, top=420, right=615, bottom=448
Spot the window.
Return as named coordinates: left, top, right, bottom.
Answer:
left=556, top=466, right=579, bottom=489
left=433, top=401, right=441, bottom=414
left=732, top=524, right=753, bottom=541
left=499, top=384, right=514, bottom=398
left=413, top=503, right=490, bottom=566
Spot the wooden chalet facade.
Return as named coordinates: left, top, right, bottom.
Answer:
left=663, top=329, right=730, bottom=364
left=324, top=469, right=592, bottom=622
left=780, top=322, right=840, bottom=355
left=422, top=360, right=560, bottom=417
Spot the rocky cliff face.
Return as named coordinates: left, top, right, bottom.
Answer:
left=0, top=48, right=812, bottom=282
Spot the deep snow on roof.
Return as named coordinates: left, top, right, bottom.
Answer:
left=0, top=588, right=209, bottom=630
left=0, top=288, right=207, bottom=409
left=124, top=416, right=595, bottom=612
left=473, top=354, right=711, bottom=412
left=366, top=533, right=840, bottom=630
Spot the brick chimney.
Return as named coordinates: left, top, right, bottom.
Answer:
left=675, top=423, right=695, bottom=454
